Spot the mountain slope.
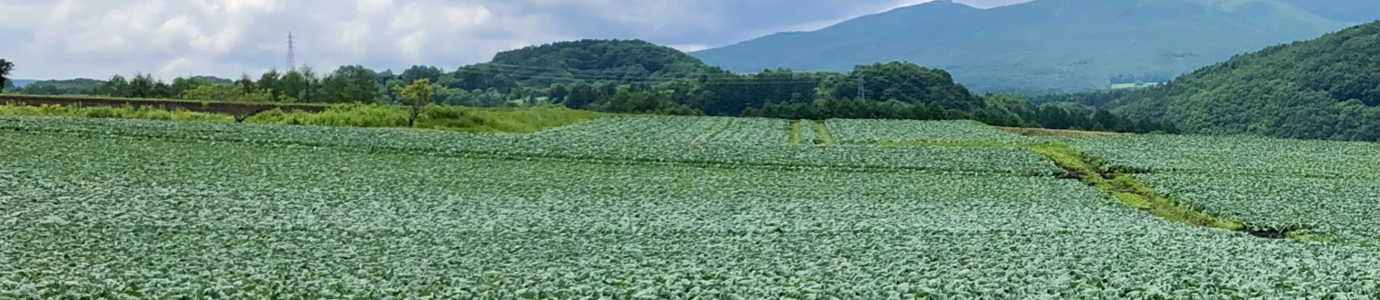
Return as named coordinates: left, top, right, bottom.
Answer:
left=1109, top=21, right=1380, bottom=141
left=466, top=39, right=724, bottom=86
left=692, top=0, right=1356, bottom=92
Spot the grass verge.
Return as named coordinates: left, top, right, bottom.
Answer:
left=0, top=103, right=235, bottom=123
left=1028, top=143, right=1244, bottom=230
left=789, top=120, right=804, bottom=144
left=813, top=120, right=835, bottom=145
left=0, top=103, right=601, bottom=134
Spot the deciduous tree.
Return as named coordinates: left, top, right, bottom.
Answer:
left=394, top=79, right=433, bottom=127
left=0, top=59, right=13, bottom=93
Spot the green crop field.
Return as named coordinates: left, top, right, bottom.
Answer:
left=2, top=116, right=1379, bottom=298
left=1072, top=134, right=1380, bottom=243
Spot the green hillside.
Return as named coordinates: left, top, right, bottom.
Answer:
left=460, top=39, right=725, bottom=86
left=1108, top=21, right=1380, bottom=141
left=692, top=0, right=1358, bottom=92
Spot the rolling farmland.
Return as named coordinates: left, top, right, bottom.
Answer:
left=2, top=116, right=1379, bottom=298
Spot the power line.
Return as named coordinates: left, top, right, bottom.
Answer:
left=450, top=65, right=827, bottom=85
left=448, top=68, right=824, bottom=86
left=465, top=63, right=829, bottom=82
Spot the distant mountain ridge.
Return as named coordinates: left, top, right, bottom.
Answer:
left=9, top=79, right=36, bottom=88
left=692, top=0, right=1379, bottom=92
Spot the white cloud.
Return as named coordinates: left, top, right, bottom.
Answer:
left=669, top=44, right=710, bottom=52
left=446, top=6, right=493, bottom=30
left=0, top=0, right=1032, bottom=80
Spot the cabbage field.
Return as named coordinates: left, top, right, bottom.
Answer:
left=1073, top=134, right=1380, bottom=244
left=2, top=116, right=1379, bottom=298
left=826, top=119, right=1038, bottom=145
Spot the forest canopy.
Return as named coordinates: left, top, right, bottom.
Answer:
left=1062, top=21, right=1380, bottom=141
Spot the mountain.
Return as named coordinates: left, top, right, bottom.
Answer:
left=691, top=0, right=1359, bottom=92
left=9, top=79, right=36, bottom=88
left=1106, top=21, right=1380, bottom=141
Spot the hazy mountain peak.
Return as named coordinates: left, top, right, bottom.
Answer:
left=692, top=0, right=1365, bottom=92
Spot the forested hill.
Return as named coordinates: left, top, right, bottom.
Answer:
left=692, top=0, right=1368, bottom=93
left=459, top=39, right=726, bottom=87
left=1103, top=21, right=1380, bottom=141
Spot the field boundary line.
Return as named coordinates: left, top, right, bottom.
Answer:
left=1027, top=143, right=1328, bottom=242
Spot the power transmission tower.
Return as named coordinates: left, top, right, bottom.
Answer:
left=287, top=32, right=296, bottom=71
left=856, top=73, right=866, bottom=101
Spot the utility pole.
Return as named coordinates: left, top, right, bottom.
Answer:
left=287, top=32, right=296, bottom=71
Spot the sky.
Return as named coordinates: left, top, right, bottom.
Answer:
left=0, top=0, right=1032, bottom=80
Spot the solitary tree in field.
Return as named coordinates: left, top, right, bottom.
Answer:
left=394, top=78, right=433, bottom=127
left=0, top=59, right=13, bottom=93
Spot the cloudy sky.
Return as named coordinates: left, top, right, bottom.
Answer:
left=0, top=0, right=1030, bottom=80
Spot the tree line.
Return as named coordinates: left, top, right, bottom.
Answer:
left=0, top=38, right=1176, bottom=134
left=3, top=62, right=1173, bottom=134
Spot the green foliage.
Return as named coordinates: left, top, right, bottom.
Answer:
left=320, top=65, right=383, bottom=103
left=246, top=104, right=409, bottom=128
left=243, top=104, right=600, bottom=133
left=6, top=40, right=1153, bottom=132
left=836, top=62, right=983, bottom=109
left=394, top=79, right=434, bottom=127
left=455, top=106, right=603, bottom=133
left=476, top=39, right=719, bottom=86
left=15, top=78, right=105, bottom=95
left=1093, top=21, right=1380, bottom=141
left=600, top=87, right=701, bottom=115
left=0, top=100, right=596, bottom=134
left=181, top=84, right=278, bottom=103
left=0, top=59, right=11, bottom=93
left=1033, top=88, right=1140, bottom=107
left=7, top=37, right=1157, bottom=133
left=0, top=103, right=233, bottom=122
